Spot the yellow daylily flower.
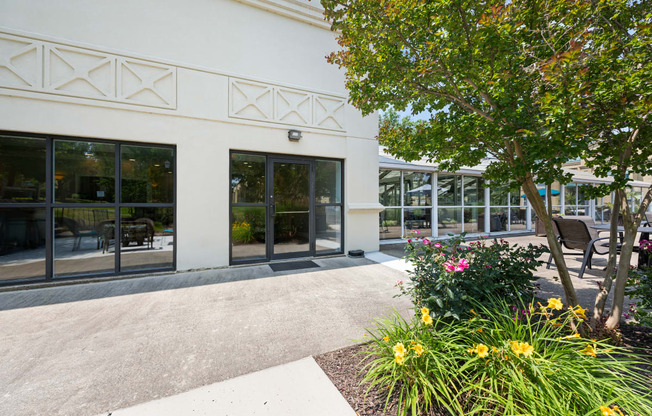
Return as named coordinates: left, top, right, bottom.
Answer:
left=394, top=354, right=405, bottom=365
left=510, top=341, right=534, bottom=357
left=546, top=298, right=563, bottom=310
left=564, top=333, right=581, bottom=339
left=422, top=313, right=433, bottom=325
left=475, top=344, right=489, bottom=358
left=421, top=307, right=430, bottom=316
left=393, top=343, right=406, bottom=356
left=581, top=344, right=597, bottom=357
left=476, top=328, right=483, bottom=333
left=412, top=344, right=424, bottom=356
left=382, top=336, right=390, bottom=342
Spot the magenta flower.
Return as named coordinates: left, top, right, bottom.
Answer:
left=415, top=230, right=420, bottom=234
left=443, top=260, right=456, bottom=272
left=455, top=258, right=470, bottom=271
left=422, top=238, right=430, bottom=245
left=407, top=239, right=412, bottom=243
left=434, top=243, right=442, bottom=248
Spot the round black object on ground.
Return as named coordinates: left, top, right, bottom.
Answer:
left=348, top=249, right=364, bottom=258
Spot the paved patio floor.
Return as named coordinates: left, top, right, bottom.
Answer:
left=0, top=257, right=411, bottom=416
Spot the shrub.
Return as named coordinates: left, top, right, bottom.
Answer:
left=401, top=234, right=548, bottom=319
left=361, top=298, right=652, bottom=416
left=625, top=262, right=652, bottom=327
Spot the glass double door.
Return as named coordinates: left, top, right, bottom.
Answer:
left=230, top=152, right=343, bottom=264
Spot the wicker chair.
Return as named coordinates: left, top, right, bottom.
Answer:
left=546, top=217, right=612, bottom=279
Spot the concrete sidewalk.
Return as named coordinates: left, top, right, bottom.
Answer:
left=0, top=256, right=412, bottom=416
left=103, top=357, right=356, bottom=416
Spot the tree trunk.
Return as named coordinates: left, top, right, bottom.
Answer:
left=522, top=177, right=580, bottom=307
left=592, top=193, right=621, bottom=329
left=605, top=187, right=652, bottom=329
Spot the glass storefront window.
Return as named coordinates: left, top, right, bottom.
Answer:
left=120, top=207, right=174, bottom=271
left=490, top=208, right=508, bottom=232
left=0, top=135, right=176, bottom=283
left=404, top=208, right=431, bottom=236
left=379, top=170, right=401, bottom=206
left=464, top=207, right=484, bottom=233
left=565, top=183, right=577, bottom=206
left=380, top=208, right=402, bottom=240
left=54, top=207, right=116, bottom=277
left=0, top=208, right=46, bottom=281
left=403, top=172, right=432, bottom=206
left=316, top=206, right=342, bottom=252
left=463, top=176, right=484, bottom=206
left=231, top=206, right=266, bottom=260
left=315, top=160, right=342, bottom=204
left=438, top=207, right=462, bottom=236
left=231, top=153, right=266, bottom=204
left=491, top=184, right=509, bottom=206
left=438, top=175, right=461, bottom=206
left=510, top=208, right=527, bottom=231
left=0, top=136, right=46, bottom=203
left=54, top=140, right=115, bottom=203
left=121, top=145, right=174, bottom=203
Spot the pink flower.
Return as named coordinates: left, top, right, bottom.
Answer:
left=423, top=238, right=430, bottom=245
left=434, top=243, right=442, bottom=248
left=407, top=239, right=412, bottom=243
left=415, top=230, right=420, bottom=234
left=443, top=260, right=456, bottom=272
left=455, top=258, right=469, bottom=272
left=485, top=265, right=492, bottom=269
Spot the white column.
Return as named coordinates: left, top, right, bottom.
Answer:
left=526, top=198, right=532, bottom=231
left=432, top=173, right=438, bottom=237
left=484, top=183, right=491, bottom=234
left=560, top=184, right=565, bottom=215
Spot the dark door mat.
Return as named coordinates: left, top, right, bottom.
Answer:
left=269, top=260, right=320, bottom=272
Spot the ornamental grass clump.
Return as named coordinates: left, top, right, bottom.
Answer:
left=360, top=298, right=652, bottom=416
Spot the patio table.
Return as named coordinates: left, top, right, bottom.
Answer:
left=590, top=224, right=651, bottom=268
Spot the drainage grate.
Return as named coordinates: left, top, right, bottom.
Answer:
left=269, top=260, right=320, bottom=272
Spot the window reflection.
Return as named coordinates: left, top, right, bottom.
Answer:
left=121, top=145, right=174, bottom=203
left=0, top=136, right=46, bottom=203
left=379, top=170, right=401, bottom=206
left=315, top=160, right=342, bottom=204
left=438, top=208, right=462, bottom=235
left=0, top=208, right=46, bottom=281
left=120, top=207, right=174, bottom=271
left=404, top=172, right=431, bottom=206
left=380, top=208, right=401, bottom=240
left=232, top=206, right=266, bottom=260
left=463, top=176, right=484, bottom=206
left=316, top=206, right=341, bottom=252
left=438, top=175, right=461, bottom=206
left=54, top=141, right=115, bottom=203
left=231, top=153, right=266, bottom=204
left=54, top=207, right=115, bottom=277
left=404, top=208, right=431, bottom=236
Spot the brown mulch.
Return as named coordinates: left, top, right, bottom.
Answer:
left=315, top=326, right=651, bottom=416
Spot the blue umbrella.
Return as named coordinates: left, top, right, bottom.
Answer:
left=522, top=188, right=560, bottom=198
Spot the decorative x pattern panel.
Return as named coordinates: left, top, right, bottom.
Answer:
left=0, top=34, right=42, bottom=90
left=0, top=31, right=177, bottom=110
left=229, top=78, right=345, bottom=131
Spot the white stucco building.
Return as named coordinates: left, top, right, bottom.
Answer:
left=0, top=0, right=383, bottom=284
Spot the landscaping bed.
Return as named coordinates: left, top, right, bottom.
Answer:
left=315, top=324, right=651, bottom=416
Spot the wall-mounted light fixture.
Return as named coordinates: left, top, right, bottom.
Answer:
left=288, top=129, right=302, bottom=142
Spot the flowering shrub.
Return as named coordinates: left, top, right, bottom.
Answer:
left=401, top=234, right=548, bottom=319
left=231, top=221, right=253, bottom=243
left=361, top=299, right=652, bottom=416
left=625, top=265, right=652, bottom=327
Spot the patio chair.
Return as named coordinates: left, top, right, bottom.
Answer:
left=546, top=217, right=612, bottom=279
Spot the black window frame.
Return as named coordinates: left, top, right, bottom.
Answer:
left=0, top=131, right=176, bottom=286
